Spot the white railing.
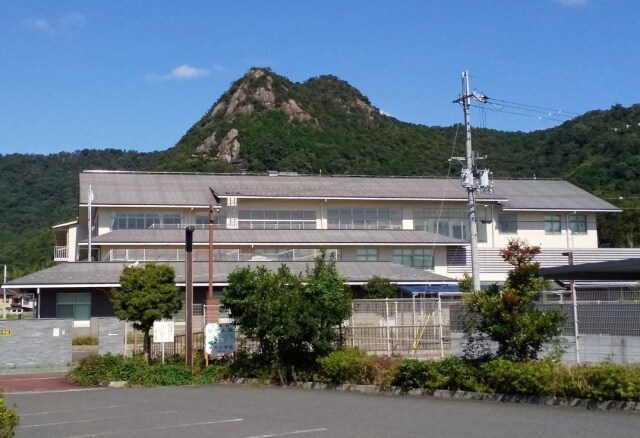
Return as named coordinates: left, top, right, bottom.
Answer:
left=447, top=247, right=640, bottom=276
left=53, top=246, right=68, bottom=261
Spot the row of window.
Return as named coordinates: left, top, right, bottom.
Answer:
left=497, top=214, right=587, bottom=235
left=106, top=247, right=433, bottom=268
left=109, top=210, right=588, bottom=235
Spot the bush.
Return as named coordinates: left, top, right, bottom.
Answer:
left=566, top=363, right=640, bottom=401
left=67, top=354, right=147, bottom=386
left=130, top=364, right=193, bottom=387
left=0, top=391, right=19, bottom=438
left=192, top=365, right=231, bottom=385
left=366, top=355, right=401, bottom=388
left=480, top=357, right=564, bottom=396
left=72, top=336, right=98, bottom=346
left=397, top=357, right=480, bottom=393
left=318, top=348, right=370, bottom=384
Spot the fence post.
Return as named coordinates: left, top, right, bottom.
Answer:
left=438, top=294, right=444, bottom=358
left=571, top=281, right=580, bottom=364
left=385, top=298, right=391, bottom=356
left=350, top=301, right=355, bottom=348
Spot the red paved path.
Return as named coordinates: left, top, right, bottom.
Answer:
left=0, top=373, right=78, bottom=392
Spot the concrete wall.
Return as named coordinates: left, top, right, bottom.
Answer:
left=96, top=317, right=126, bottom=355
left=0, top=319, right=73, bottom=370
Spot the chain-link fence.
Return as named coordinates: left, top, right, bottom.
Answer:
left=123, top=284, right=640, bottom=364
left=348, top=285, right=640, bottom=364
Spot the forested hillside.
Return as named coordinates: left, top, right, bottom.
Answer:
left=1, top=67, right=638, bottom=279
left=0, top=150, right=157, bottom=278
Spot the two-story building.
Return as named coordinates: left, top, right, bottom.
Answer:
left=2, top=170, right=629, bottom=324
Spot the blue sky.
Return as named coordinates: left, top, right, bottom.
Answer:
left=1, top=0, right=638, bottom=155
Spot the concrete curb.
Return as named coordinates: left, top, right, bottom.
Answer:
left=230, top=378, right=640, bottom=412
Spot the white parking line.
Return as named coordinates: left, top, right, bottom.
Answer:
left=21, top=405, right=121, bottom=417
left=243, top=428, right=328, bottom=438
left=66, top=418, right=244, bottom=437
left=20, top=410, right=177, bottom=428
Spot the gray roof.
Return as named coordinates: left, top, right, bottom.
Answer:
left=538, top=258, right=640, bottom=281
left=3, top=261, right=455, bottom=288
left=87, top=229, right=467, bottom=246
left=79, top=171, right=620, bottom=212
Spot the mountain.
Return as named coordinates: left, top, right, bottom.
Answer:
left=1, top=67, right=639, bottom=278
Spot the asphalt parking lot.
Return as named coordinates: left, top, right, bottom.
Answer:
left=5, top=384, right=639, bottom=438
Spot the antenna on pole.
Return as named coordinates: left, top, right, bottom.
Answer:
left=452, top=70, right=492, bottom=291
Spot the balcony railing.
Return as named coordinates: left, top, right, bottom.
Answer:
left=54, top=246, right=68, bottom=261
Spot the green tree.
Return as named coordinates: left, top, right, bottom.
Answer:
left=358, top=275, right=399, bottom=299
left=221, top=252, right=352, bottom=381
left=462, top=239, right=565, bottom=361
left=110, top=264, right=182, bottom=356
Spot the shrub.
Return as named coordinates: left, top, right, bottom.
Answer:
left=193, top=365, right=231, bottom=385
left=0, top=391, right=19, bottom=438
left=399, top=357, right=483, bottom=393
left=72, top=336, right=98, bottom=345
left=480, top=357, right=563, bottom=396
left=67, top=354, right=147, bottom=386
left=566, top=363, right=640, bottom=401
left=130, top=364, right=193, bottom=387
left=318, top=348, right=369, bottom=384
left=366, top=355, right=401, bottom=388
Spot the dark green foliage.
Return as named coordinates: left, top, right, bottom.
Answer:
left=129, top=364, right=194, bottom=387
left=191, top=365, right=231, bottom=385
left=0, top=391, right=19, bottom=438
left=358, top=275, right=399, bottom=299
left=110, top=264, right=182, bottom=355
left=462, top=240, right=565, bottom=361
left=397, top=357, right=481, bottom=393
left=67, top=353, right=148, bottom=386
left=221, top=251, right=352, bottom=382
left=0, top=149, right=157, bottom=278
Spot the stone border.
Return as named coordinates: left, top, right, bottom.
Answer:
left=231, top=378, right=640, bottom=412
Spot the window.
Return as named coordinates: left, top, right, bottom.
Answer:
left=252, top=248, right=341, bottom=261
left=497, top=214, right=518, bottom=233
left=56, top=293, right=91, bottom=321
left=544, top=215, right=562, bottom=234
left=110, top=212, right=182, bottom=229
left=327, top=207, right=402, bottom=230
left=356, top=248, right=378, bottom=261
left=237, top=210, right=316, bottom=230
left=195, top=213, right=227, bottom=229
left=392, top=248, right=434, bottom=269
left=414, top=208, right=487, bottom=242
left=570, top=215, right=587, bottom=234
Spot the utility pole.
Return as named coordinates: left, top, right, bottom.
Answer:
left=88, top=183, right=93, bottom=262
left=453, top=70, right=492, bottom=292
left=2, top=264, right=6, bottom=320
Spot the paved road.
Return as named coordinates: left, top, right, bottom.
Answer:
left=6, top=385, right=639, bottom=438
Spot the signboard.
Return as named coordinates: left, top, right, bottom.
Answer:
left=205, top=323, right=235, bottom=355
left=0, top=329, right=10, bottom=336
left=153, top=320, right=175, bottom=343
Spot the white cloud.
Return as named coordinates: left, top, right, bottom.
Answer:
left=24, top=13, right=85, bottom=36
left=24, top=18, right=54, bottom=35
left=148, top=65, right=211, bottom=81
left=554, top=0, right=588, bottom=7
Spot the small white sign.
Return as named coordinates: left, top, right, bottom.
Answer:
left=153, top=320, right=175, bottom=343
left=53, top=328, right=60, bottom=337
left=205, top=323, right=235, bottom=355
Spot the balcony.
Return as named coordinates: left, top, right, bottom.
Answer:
left=54, top=246, right=68, bottom=261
